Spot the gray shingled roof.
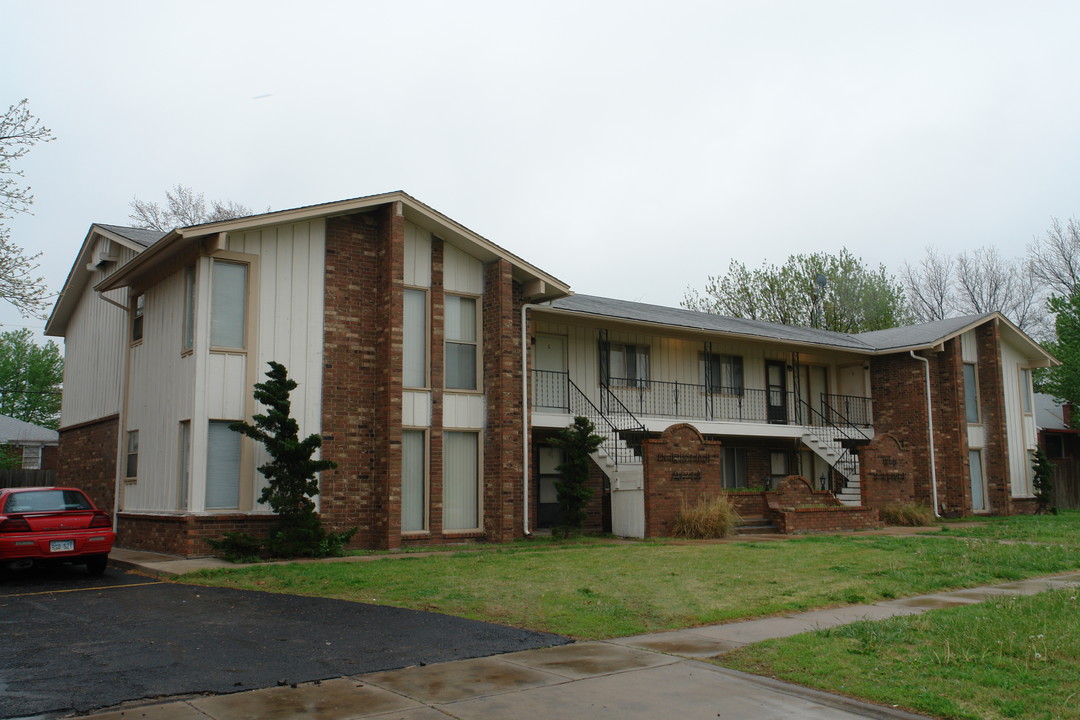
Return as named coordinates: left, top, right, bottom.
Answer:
left=95, top=224, right=168, bottom=248
left=0, top=415, right=58, bottom=444
left=549, top=295, right=995, bottom=353
left=551, top=295, right=875, bottom=351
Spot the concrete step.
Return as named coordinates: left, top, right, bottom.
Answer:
left=736, top=516, right=779, bottom=535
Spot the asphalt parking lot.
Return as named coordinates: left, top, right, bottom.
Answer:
left=1, top=565, right=570, bottom=719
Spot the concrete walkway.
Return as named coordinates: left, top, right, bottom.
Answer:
left=78, top=549, right=1080, bottom=720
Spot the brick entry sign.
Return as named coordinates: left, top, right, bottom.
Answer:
left=642, top=424, right=722, bottom=537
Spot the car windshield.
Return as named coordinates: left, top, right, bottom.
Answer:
left=4, top=490, right=93, bottom=513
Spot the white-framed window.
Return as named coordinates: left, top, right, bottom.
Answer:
left=770, top=451, right=788, bottom=481
left=969, top=449, right=987, bottom=512
left=125, top=430, right=139, bottom=480
left=445, top=294, right=478, bottom=390
left=206, top=421, right=241, bottom=509
left=702, top=353, right=744, bottom=394
left=403, top=288, right=428, bottom=389
left=963, top=363, right=980, bottom=424
left=210, top=260, right=248, bottom=350
left=605, top=343, right=650, bottom=388
left=21, top=444, right=42, bottom=470
left=1019, top=367, right=1033, bottom=415
left=131, top=294, right=145, bottom=343
left=444, top=431, right=479, bottom=530
left=402, top=429, right=427, bottom=532
left=722, top=447, right=747, bottom=489
left=183, top=266, right=196, bottom=352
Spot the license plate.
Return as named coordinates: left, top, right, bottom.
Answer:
left=50, top=540, right=75, bottom=553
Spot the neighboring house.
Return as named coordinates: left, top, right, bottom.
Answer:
left=45, top=191, right=1055, bottom=556
left=1035, top=392, right=1080, bottom=461
left=0, top=414, right=59, bottom=471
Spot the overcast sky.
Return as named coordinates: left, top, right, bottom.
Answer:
left=5, top=1, right=1080, bottom=343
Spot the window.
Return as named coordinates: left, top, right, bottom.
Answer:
left=963, top=363, right=980, bottom=423
left=131, top=294, right=145, bottom=342
left=969, top=449, right=986, bottom=512
left=1020, top=368, right=1033, bottom=414
left=444, top=431, right=479, bottom=530
left=722, top=447, right=747, bottom=489
left=445, top=295, right=478, bottom=390
left=206, top=421, right=241, bottom=509
left=604, top=343, right=650, bottom=387
left=402, top=430, right=426, bottom=532
left=210, top=260, right=248, bottom=349
left=178, top=421, right=191, bottom=511
left=1044, top=433, right=1066, bottom=459
left=702, top=353, right=744, bottom=394
left=770, top=451, right=788, bottom=481
left=183, top=266, right=196, bottom=352
left=403, top=289, right=427, bottom=388
left=126, top=430, right=139, bottom=479
left=21, top=445, right=41, bottom=470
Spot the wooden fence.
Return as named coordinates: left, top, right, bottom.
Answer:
left=1052, top=461, right=1080, bottom=511
left=0, top=469, right=56, bottom=488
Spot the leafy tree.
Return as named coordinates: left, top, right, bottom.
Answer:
left=1031, top=449, right=1056, bottom=515
left=548, top=416, right=604, bottom=538
left=1038, top=291, right=1080, bottom=417
left=0, top=99, right=54, bottom=318
left=129, top=184, right=254, bottom=231
left=0, top=328, right=62, bottom=428
left=684, top=248, right=913, bottom=333
left=227, top=361, right=354, bottom=558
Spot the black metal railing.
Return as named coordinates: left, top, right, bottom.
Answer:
left=533, top=369, right=571, bottom=411
left=796, top=397, right=872, bottom=487
left=822, top=393, right=873, bottom=426
left=606, top=377, right=802, bottom=425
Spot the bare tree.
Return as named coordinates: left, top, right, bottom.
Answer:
left=129, top=184, right=254, bottom=231
left=901, top=247, right=954, bottom=323
left=903, top=245, right=1049, bottom=338
left=1029, top=216, right=1080, bottom=298
left=0, top=99, right=54, bottom=319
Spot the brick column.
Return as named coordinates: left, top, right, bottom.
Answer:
left=482, top=259, right=524, bottom=542
left=934, top=338, right=971, bottom=515
left=977, top=320, right=1013, bottom=513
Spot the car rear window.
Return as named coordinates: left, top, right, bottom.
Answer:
left=3, top=490, right=93, bottom=513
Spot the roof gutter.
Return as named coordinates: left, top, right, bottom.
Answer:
left=910, top=350, right=940, bottom=517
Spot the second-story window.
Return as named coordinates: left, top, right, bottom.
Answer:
left=963, top=363, right=980, bottom=423
left=403, top=288, right=427, bottom=388
left=606, top=343, right=650, bottom=388
left=210, top=260, right=248, bottom=350
left=702, top=353, right=743, bottom=394
left=182, top=266, right=196, bottom=352
left=445, top=294, right=478, bottom=390
left=131, top=294, right=145, bottom=343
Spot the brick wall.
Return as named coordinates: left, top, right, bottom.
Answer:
left=319, top=205, right=402, bottom=549
left=41, top=445, right=59, bottom=473
left=859, top=433, right=918, bottom=509
left=117, top=512, right=278, bottom=557
left=57, top=415, right=119, bottom=514
left=976, top=320, right=1014, bottom=513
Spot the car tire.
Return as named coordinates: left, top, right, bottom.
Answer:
left=85, top=555, right=108, bottom=576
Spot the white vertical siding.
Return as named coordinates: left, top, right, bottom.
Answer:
left=961, top=331, right=978, bottom=362
left=122, top=268, right=197, bottom=511
left=444, top=243, right=483, bottom=294
left=60, top=280, right=129, bottom=427
left=404, top=221, right=432, bottom=287
left=444, top=394, right=485, bottom=428
left=1001, top=337, right=1035, bottom=496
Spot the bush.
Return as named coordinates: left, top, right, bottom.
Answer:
left=672, top=494, right=739, bottom=539
left=879, top=502, right=935, bottom=526
left=205, top=531, right=265, bottom=563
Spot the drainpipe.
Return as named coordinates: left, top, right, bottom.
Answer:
left=520, top=302, right=549, bottom=537
left=909, top=351, right=941, bottom=517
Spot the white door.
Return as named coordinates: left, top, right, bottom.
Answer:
left=534, top=334, right=568, bottom=411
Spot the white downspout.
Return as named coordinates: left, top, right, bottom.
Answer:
left=521, top=302, right=548, bottom=537
left=910, top=350, right=941, bottom=517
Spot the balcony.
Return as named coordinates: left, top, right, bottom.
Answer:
left=532, top=370, right=872, bottom=428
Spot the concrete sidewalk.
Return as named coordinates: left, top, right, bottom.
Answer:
left=79, top=551, right=1080, bottom=720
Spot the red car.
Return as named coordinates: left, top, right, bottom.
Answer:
left=0, top=487, right=115, bottom=575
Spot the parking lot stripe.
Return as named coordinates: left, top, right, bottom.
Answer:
left=0, top=581, right=164, bottom=598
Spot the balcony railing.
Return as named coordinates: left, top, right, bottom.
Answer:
left=531, top=370, right=872, bottom=428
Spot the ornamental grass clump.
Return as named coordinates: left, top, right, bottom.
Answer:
left=672, top=493, right=739, bottom=539
left=879, top=502, right=935, bottom=527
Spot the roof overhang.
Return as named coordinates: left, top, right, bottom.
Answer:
left=94, top=191, right=571, bottom=301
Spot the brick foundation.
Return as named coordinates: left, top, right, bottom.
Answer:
left=765, top=476, right=881, bottom=534
left=117, top=512, right=279, bottom=557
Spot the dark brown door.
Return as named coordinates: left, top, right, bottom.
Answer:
left=766, top=360, right=788, bottom=424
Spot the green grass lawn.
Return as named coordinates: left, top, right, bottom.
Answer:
left=181, top=517, right=1080, bottom=640
left=935, top=510, right=1080, bottom=546
left=721, top=588, right=1080, bottom=720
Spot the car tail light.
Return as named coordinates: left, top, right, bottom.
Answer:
left=0, top=517, right=31, bottom=533
left=89, top=513, right=112, bottom=529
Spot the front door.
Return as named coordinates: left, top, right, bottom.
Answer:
left=534, top=334, right=568, bottom=411
left=765, top=360, right=788, bottom=424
